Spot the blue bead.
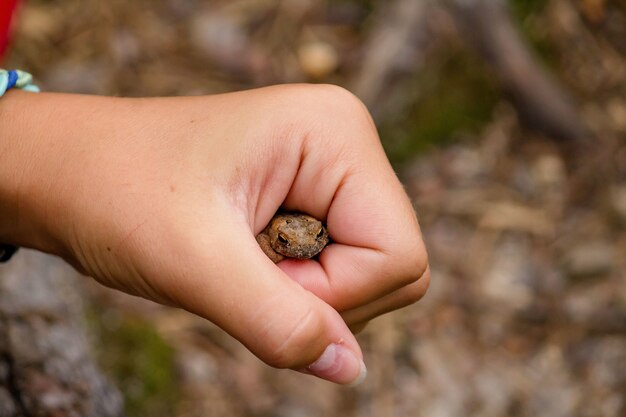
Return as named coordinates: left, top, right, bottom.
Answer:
left=7, top=70, right=18, bottom=90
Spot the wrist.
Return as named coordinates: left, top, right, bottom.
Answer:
left=0, top=91, right=59, bottom=253
left=0, top=90, right=114, bottom=257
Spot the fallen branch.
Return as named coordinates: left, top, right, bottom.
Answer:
left=448, top=0, right=589, bottom=141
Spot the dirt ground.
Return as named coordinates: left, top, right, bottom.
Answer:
left=4, top=0, right=625, bottom=416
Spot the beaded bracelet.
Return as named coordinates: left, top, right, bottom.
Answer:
left=0, top=69, right=39, bottom=262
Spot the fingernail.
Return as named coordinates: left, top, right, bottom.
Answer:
left=307, top=343, right=367, bottom=386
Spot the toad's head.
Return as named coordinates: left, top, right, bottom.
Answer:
left=268, top=213, right=329, bottom=259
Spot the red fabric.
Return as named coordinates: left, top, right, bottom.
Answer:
left=0, top=0, right=20, bottom=61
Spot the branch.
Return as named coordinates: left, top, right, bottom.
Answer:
left=448, top=0, right=589, bottom=141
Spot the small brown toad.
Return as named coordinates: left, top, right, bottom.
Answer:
left=256, top=212, right=330, bottom=263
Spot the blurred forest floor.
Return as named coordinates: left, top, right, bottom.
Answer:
left=5, top=0, right=626, bottom=416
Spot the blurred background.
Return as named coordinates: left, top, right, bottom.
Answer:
left=2, top=0, right=625, bottom=416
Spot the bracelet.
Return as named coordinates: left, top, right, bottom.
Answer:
left=0, top=69, right=39, bottom=262
left=0, top=69, right=39, bottom=96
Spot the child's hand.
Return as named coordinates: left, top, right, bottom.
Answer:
left=0, top=85, right=429, bottom=385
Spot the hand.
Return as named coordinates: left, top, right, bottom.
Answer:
left=0, top=85, right=429, bottom=385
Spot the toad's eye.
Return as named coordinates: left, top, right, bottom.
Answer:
left=278, top=233, right=289, bottom=245
left=316, top=228, right=325, bottom=239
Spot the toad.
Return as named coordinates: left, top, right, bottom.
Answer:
left=256, top=212, right=330, bottom=263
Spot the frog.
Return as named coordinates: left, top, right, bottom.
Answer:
left=256, top=212, right=330, bottom=263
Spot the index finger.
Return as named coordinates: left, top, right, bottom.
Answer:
left=281, top=169, right=428, bottom=310
left=279, top=94, right=428, bottom=310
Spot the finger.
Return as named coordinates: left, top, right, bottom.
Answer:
left=340, top=266, right=430, bottom=326
left=144, top=216, right=367, bottom=386
left=276, top=186, right=428, bottom=311
left=279, top=91, right=428, bottom=310
left=348, top=321, right=369, bottom=334
left=279, top=169, right=428, bottom=309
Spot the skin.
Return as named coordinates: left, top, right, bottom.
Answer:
left=256, top=212, right=330, bottom=263
left=0, top=84, right=430, bottom=385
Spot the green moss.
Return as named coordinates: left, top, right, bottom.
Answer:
left=509, top=0, right=549, bottom=21
left=508, top=0, right=559, bottom=66
left=380, top=49, right=500, bottom=163
left=87, top=310, right=180, bottom=417
left=379, top=0, right=565, bottom=164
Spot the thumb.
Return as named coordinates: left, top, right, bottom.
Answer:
left=157, top=223, right=366, bottom=385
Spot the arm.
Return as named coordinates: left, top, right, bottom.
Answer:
left=0, top=85, right=429, bottom=385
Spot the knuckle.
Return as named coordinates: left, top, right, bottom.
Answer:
left=286, top=84, right=372, bottom=125
left=314, top=84, right=365, bottom=107
left=402, top=270, right=431, bottom=305
left=262, top=306, right=326, bottom=369
left=292, top=83, right=361, bottom=103
left=272, top=84, right=378, bottom=152
left=319, top=85, right=372, bottom=121
left=393, top=238, right=429, bottom=288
